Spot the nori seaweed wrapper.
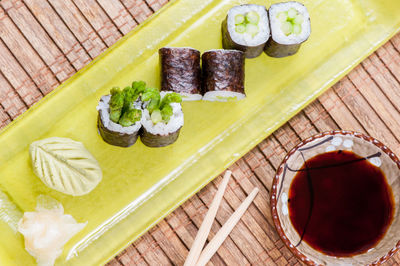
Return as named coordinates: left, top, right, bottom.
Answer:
left=202, top=50, right=245, bottom=94
left=264, top=39, right=301, bottom=57
left=140, top=128, right=181, bottom=148
left=97, top=112, right=139, bottom=147
left=221, top=5, right=269, bottom=59
left=159, top=47, right=201, bottom=95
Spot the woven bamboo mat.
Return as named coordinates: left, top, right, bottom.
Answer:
left=1, top=0, right=400, bottom=265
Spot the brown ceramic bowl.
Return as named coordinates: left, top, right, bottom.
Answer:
left=270, top=131, right=400, bottom=265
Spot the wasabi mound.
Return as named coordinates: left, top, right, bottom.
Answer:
left=30, top=137, right=102, bottom=196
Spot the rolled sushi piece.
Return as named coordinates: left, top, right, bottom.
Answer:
left=159, top=47, right=202, bottom=101
left=222, top=4, right=270, bottom=58
left=202, top=49, right=245, bottom=102
left=140, top=90, right=184, bottom=147
left=265, top=1, right=311, bottom=58
left=97, top=85, right=143, bottom=147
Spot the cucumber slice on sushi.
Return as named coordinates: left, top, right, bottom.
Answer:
left=140, top=91, right=184, bottom=147
left=265, top=1, right=311, bottom=58
left=97, top=85, right=143, bottom=147
left=159, top=47, right=202, bottom=101
left=222, top=4, right=270, bottom=59
left=234, top=14, right=245, bottom=25
left=202, top=49, right=245, bottom=102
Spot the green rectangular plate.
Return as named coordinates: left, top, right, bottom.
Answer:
left=1, top=0, right=400, bottom=265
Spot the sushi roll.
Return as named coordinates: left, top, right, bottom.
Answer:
left=202, top=49, right=245, bottom=102
left=159, top=47, right=202, bottom=101
left=222, top=4, right=270, bottom=58
left=97, top=84, right=144, bottom=147
left=140, top=90, right=184, bottom=147
left=265, top=1, right=311, bottom=58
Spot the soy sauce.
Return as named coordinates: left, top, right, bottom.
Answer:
left=288, top=150, right=394, bottom=257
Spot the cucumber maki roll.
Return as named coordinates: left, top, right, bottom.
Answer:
left=140, top=90, right=184, bottom=147
left=202, top=49, right=245, bottom=102
left=97, top=83, right=144, bottom=147
left=222, top=4, right=270, bottom=59
left=159, top=47, right=202, bottom=101
left=265, top=1, right=311, bottom=58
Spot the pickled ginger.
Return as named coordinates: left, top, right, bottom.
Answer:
left=18, top=195, right=87, bottom=266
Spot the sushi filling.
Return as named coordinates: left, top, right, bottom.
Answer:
left=269, top=2, right=310, bottom=45
left=276, top=8, right=303, bottom=36
left=227, top=5, right=269, bottom=46
left=97, top=95, right=141, bottom=135
left=141, top=91, right=184, bottom=136
left=202, top=91, right=245, bottom=102
left=234, top=11, right=260, bottom=37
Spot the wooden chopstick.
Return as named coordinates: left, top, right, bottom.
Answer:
left=183, top=170, right=232, bottom=266
left=195, top=187, right=259, bottom=266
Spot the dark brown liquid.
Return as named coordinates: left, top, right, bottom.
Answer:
left=288, top=150, right=394, bottom=257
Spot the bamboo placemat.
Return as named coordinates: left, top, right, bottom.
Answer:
left=1, top=0, right=400, bottom=265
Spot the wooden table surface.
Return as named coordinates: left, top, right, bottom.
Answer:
left=1, top=0, right=400, bottom=265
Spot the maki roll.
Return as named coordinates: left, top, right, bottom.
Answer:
left=140, top=90, right=184, bottom=147
left=159, top=47, right=202, bottom=101
left=202, top=49, right=245, bottom=102
left=97, top=82, right=145, bottom=147
left=222, top=4, right=270, bottom=58
left=265, top=1, right=311, bottom=58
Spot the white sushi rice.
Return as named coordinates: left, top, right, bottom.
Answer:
left=227, top=4, right=270, bottom=47
left=269, top=1, right=311, bottom=45
left=180, top=92, right=203, bottom=101
left=161, top=46, right=199, bottom=51
left=96, top=95, right=141, bottom=134
left=141, top=92, right=184, bottom=135
left=202, top=91, right=245, bottom=102
left=204, top=49, right=243, bottom=53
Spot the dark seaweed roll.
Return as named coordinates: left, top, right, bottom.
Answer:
left=202, top=49, right=245, bottom=102
left=159, top=47, right=202, bottom=101
left=264, top=2, right=311, bottom=58
left=140, top=92, right=184, bottom=147
left=222, top=4, right=270, bottom=58
left=97, top=95, right=141, bottom=147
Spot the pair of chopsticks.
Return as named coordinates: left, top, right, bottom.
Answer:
left=184, top=170, right=259, bottom=266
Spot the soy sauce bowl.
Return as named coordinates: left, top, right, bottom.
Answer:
left=270, top=131, right=400, bottom=265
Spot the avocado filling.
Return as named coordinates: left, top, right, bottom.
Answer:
left=277, top=8, right=304, bottom=36
left=234, top=11, right=260, bottom=37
